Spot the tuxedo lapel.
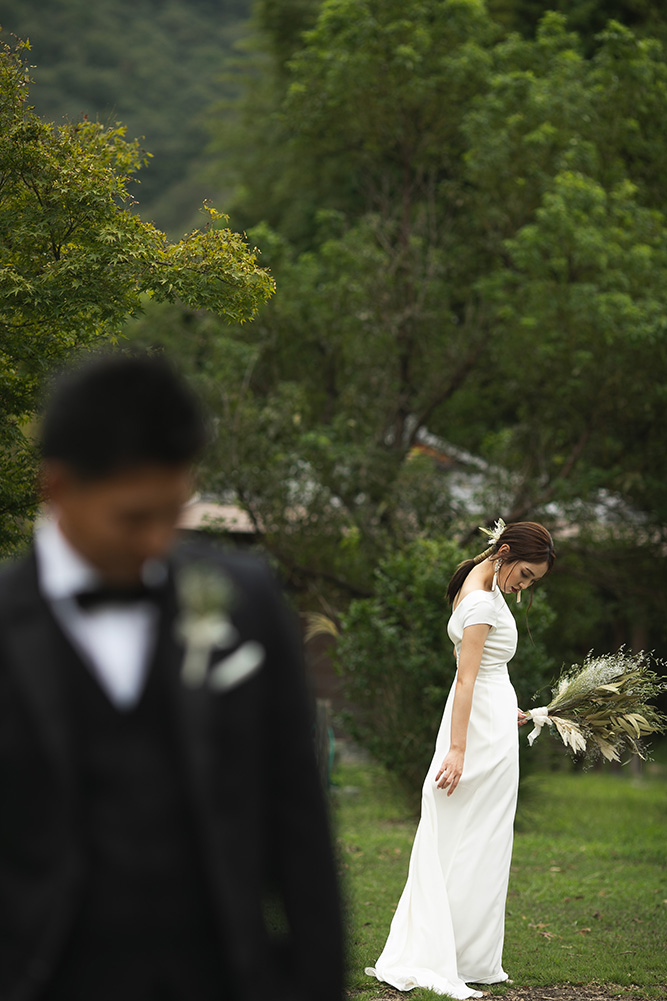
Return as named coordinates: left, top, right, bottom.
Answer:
left=1, top=553, right=75, bottom=787
left=157, top=562, right=272, bottom=966
left=158, top=563, right=261, bottom=837
left=156, top=573, right=214, bottom=795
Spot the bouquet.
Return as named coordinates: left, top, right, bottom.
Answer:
left=525, top=649, right=667, bottom=762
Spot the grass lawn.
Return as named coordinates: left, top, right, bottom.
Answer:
left=334, top=754, right=667, bottom=1000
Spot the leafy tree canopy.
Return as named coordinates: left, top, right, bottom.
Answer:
left=488, top=0, right=667, bottom=49
left=132, top=1, right=667, bottom=661
left=0, top=37, right=274, bottom=554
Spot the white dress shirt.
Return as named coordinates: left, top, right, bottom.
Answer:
left=34, top=517, right=162, bottom=710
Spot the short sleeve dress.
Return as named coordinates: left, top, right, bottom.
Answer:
left=366, top=588, right=519, bottom=999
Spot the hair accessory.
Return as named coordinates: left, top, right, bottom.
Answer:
left=479, top=517, right=506, bottom=548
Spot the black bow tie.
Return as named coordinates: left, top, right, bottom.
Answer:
left=74, top=583, right=165, bottom=611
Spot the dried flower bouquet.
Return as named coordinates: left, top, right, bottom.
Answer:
left=525, top=649, right=667, bottom=762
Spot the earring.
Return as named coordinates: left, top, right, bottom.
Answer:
left=492, top=559, right=502, bottom=592
left=516, top=589, right=521, bottom=604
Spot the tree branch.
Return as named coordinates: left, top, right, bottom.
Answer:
left=504, top=422, right=594, bottom=524
left=407, top=338, right=486, bottom=448
left=460, top=422, right=595, bottom=546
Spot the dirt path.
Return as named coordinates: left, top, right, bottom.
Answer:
left=349, top=984, right=662, bottom=1000
left=487, top=986, right=655, bottom=1000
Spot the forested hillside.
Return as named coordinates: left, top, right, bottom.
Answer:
left=0, top=0, right=251, bottom=233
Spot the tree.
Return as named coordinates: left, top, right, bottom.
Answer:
left=0, top=37, right=274, bottom=554
left=439, top=17, right=667, bottom=511
left=144, top=1, right=667, bottom=660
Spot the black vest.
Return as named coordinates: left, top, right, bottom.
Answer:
left=46, top=634, right=226, bottom=997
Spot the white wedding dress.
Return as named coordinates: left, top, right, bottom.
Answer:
left=366, top=588, right=519, bottom=999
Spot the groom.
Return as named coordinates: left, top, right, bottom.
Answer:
left=0, top=354, right=343, bottom=1001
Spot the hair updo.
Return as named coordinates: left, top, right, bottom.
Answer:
left=445, top=521, right=556, bottom=605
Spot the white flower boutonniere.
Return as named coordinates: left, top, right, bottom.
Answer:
left=176, top=562, right=238, bottom=688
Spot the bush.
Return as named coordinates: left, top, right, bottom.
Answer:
left=336, top=537, right=556, bottom=803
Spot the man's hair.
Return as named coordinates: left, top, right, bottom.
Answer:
left=40, top=353, right=208, bottom=479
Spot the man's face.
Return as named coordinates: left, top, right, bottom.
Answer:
left=43, top=462, right=194, bottom=584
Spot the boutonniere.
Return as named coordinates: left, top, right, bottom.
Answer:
left=176, top=561, right=237, bottom=688
left=175, top=560, right=265, bottom=692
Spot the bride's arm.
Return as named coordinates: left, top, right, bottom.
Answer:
left=435, top=623, right=490, bottom=796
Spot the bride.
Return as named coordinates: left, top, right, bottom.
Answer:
left=366, top=520, right=556, bottom=999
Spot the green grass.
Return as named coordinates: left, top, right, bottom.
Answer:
left=333, top=757, right=667, bottom=999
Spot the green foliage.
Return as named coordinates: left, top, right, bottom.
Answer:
left=192, top=0, right=667, bottom=664
left=126, top=224, right=467, bottom=597
left=443, top=17, right=667, bottom=543
left=0, top=37, right=274, bottom=554
left=488, top=0, right=667, bottom=52
left=334, top=537, right=555, bottom=796
left=258, top=0, right=322, bottom=69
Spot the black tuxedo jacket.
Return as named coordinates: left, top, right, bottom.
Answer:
left=0, top=543, right=343, bottom=1001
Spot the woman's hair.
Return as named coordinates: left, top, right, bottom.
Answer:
left=445, top=521, right=556, bottom=605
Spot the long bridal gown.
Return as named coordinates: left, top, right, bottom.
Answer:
left=366, top=588, right=519, bottom=999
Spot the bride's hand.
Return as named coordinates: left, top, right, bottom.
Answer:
left=518, top=708, right=529, bottom=727
left=435, top=748, right=464, bottom=796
